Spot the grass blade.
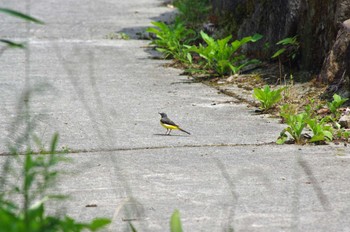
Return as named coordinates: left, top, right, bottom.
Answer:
left=0, top=39, right=25, bottom=48
left=170, top=209, right=183, bottom=232
left=0, top=8, right=44, bottom=24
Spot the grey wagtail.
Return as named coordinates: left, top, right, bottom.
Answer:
left=159, top=112, right=190, bottom=135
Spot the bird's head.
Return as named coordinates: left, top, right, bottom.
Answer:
left=159, top=112, right=167, bottom=117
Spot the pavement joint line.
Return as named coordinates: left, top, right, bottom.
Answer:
left=199, top=80, right=258, bottom=107
left=0, top=142, right=277, bottom=157
left=216, top=86, right=256, bottom=106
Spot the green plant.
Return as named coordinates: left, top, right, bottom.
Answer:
left=271, top=36, right=299, bottom=60
left=1, top=10, right=110, bottom=229
left=335, top=129, right=350, bottom=141
left=271, top=36, right=299, bottom=82
left=277, top=111, right=309, bottom=144
left=147, top=21, right=196, bottom=63
left=129, top=209, right=183, bottom=232
left=253, top=85, right=285, bottom=111
left=0, top=133, right=111, bottom=232
left=279, top=103, right=298, bottom=123
left=105, top=32, right=130, bottom=40
left=170, top=209, right=183, bottom=232
left=189, top=31, right=262, bottom=75
left=0, top=88, right=110, bottom=231
left=173, top=0, right=210, bottom=28
left=278, top=103, right=335, bottom=144
left=327, top=94, right=349, bottom=118
left=0, top=8, right=44, bottom=49
left=306, top=117, right=333, bottom=143
left=120, top=32, right=130, bottom=40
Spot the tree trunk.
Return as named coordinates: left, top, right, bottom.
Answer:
left=211, top=0, right=350, bottom=97
left=320, top=21, right=350, bottom=99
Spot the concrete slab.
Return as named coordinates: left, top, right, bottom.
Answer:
left=46, top=145, right=349, bottom=231
left=0, top=39, right=285, bottom=152
left=1, top=0, right=350, bottom=231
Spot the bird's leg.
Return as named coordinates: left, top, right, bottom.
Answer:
left=168, top=129, right=172, bottom=135
left=165, top=129, right=169, bottom=135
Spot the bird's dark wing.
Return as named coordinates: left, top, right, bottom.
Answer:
left=161, top=117, right=178, bottom=126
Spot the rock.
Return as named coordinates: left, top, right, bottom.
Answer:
left=226, top=74, right=238, bottom=83
left=339, top=108, right=350, bottom=128
left=343, top=19, right=350, bottom=32
left=317, top=108, right=330, bottom=115
left=339, top=115, right=350, bottom=128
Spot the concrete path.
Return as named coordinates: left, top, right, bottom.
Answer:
left=0, top=0, right=350, bottom=231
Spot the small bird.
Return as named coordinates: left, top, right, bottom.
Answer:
left=159, top=112, right=190, bottom=135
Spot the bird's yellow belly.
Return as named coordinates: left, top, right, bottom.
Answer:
left=160, top=122, right=178, bottom=130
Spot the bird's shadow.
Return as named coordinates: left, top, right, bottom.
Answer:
left=153, top=133, right=190, bottom=137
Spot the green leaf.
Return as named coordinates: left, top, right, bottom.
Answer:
left=327, top=94, right=349, bottom=115
left=170, top=209, right=183, bottom=232
left=333, top=94, right=348, bottom=106
left=276, top=136, right=287, bottom=144
left=251, top=33, right=263, bottom=42
left=200, top=31, right=215, bottom=47
left=50, top=133, right=59, bottom=153
left=217, top=35, right=232, bottom=53
left=146, top=27, right=161, bottom=35
left=29, top=196, right=49, bottom=210
left=150, top=21, right=167, bottom=29
left=232, top=59, right=261, bottom=74
left=309, top=134, right=325, bottom=143
left=323, top=131, right=333, bottom=141
left=276, top=36, right=297, bottom=45
left=276, top=131, right=288, bottom=144
left=253, top=88, right=264, bottom=101
left=186, top=52, right=192, bottom=64
left=263, top=85, right=270, bottom=92
left=271, top=48, right=286, bottom=58
left=0, top=8, right=44, bottom=24
left=129, top=223, right=138, bottom=232
left=253, top=85, right=284, bottom=110
left=147, top=21, right=195, bottom=62
left=280, top=112, right=309, bottom=144
left=333, top=94, right=341, bottom=101
left=0, top=39, right=25, bottom=48
left=88, top=218, right=111, bottom=231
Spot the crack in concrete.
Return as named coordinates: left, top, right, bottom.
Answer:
left=0, top=141, right=276, bottom=156
left=201, top=81, right=258, bottom=107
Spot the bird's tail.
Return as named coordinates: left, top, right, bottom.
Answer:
left=179, top=128, right=191, bottom=135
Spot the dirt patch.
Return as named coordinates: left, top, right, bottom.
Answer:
left=188, top=63, right=328, bottom=116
